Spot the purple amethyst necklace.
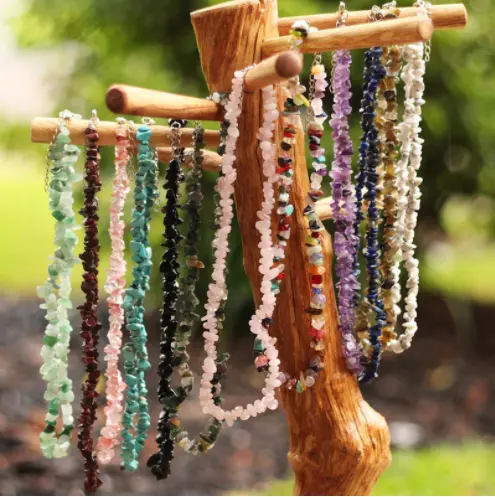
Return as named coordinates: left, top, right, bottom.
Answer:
left=329, top=2, right=363, bottom=376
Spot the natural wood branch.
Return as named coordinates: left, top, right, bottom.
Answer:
left=156, top=147, right=221, bottom=172
left=278, top=3, right=468, bottom=35
left=30, top=117, right=221, bottom=148
left=106, top=53, right=302, bottom=121
left=192, top=1, right=390, bottom=495
left=263, top=16, right=433, bottom=56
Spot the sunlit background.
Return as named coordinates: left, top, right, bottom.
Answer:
left=0, top=0, right=494, bottom=495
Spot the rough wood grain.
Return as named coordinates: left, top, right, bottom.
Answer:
left=192, top=1, right=391, bottom=495
left=263, top=16, right=433, bottom=56
left=278, top=3, right=468, bottom=35
left=31, top=117, right=221, bottom=148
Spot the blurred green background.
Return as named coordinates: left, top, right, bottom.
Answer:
left=0, top=0, right=494, bottom=495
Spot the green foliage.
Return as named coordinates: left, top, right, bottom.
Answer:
left=237, top=443, right=495, bottom=496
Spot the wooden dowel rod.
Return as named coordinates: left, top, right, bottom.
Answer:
left=106, top=52, right=302, bottom=120
left=263, top=16, right=434, bottom=56
left=156, top=147, right=221, bottom=172
left=244, top=51, right=303, bottom=92
left=278, top=3, right=468, bottom=35
left=106, top=85, right=224, bottom=121
left=315, top=198, right=332, bottom=221
left=30, top=117, right=221, bottom=148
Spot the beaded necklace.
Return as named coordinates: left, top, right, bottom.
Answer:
left=253, top=82, right=296, bottom=374
left=387, top=4, right=428, bottom=353
left=375, top=30, right=403, bottom=349
left=302, top=39, right=331, bottom=388
left=329, top=3, right=363, bottom=376
left=77, top=111, right=103, bottom=494
left=148, top=123, right=225, bottom=478
left=354, top=20, right=387, bottom=383
left=200, top=68, right=284, bottom=426
left=37, top=110, right=81, bottom=459
left=121, top=121, right=159, bottom=471
left=148, top=119, right=186, bottom=479
left=96, top=118, right=131, bottom=464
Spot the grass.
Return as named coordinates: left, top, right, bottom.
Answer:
left=238, top=443, right=495, bottom=496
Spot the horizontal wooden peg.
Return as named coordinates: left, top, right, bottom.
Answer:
left=30, top=117, right=221, bottom=148
left=106, top=53, right=301, bottom=120
left=106, top=85, right=224, bottom=121
left=156, top=147, right=221, bottom=172
left=243, top=51, right=303, bottom=92
left=278, top=3, right=468, bottom=35
left=315, top=197, right=332, bottom=221
left=263, top=16, right=434, bottom=56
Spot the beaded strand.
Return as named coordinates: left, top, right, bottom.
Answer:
left=151, top=123, right=227, bottom=465
left=37, top=111, right=81, bottom=459
left=376, top=45, right=403, bottom=348
left=354, top=45, right=387, bottom=384
left=329, top=44, right=364, bottom=375
left=148, top=119, right=186, bottom=480
left=120, top=123, right=159, bottom=471
left=387, top=41, right=426, bottom=353
left=200, top=68, right=283, bottom=426
left=96, top=119, right=131, bottom=464
left=302, top=46, right=330, bottom=387
left=77, top=112, right=103, bottom=494
left=258, top=21, right=327, bottom=391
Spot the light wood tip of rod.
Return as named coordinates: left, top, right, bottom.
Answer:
left=106, top=85, right=126, bottom=114
left=418, top=17, right=434, bottom=41
left=275, top=51, right=303, bottom=79
left=459, top=4, right=469, bottom=27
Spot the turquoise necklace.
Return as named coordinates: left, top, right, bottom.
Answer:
left=120, top=121, right=159, bottom=471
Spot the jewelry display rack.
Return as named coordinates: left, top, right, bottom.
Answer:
left=30, top=2, right=467, bottom=493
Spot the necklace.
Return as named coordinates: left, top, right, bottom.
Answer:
left=120, top=121, right=159, bottom=471
left=77, top=111, right=103, bottom=493
left=37, top=110, right=81, bottom=459
left=354, top=35, right=387, bottom=384
left=376, top=41, right=403, bottom=349
left=329, top=2, right=363, bottom=375
left=200, top=69, right=283, bottom=426
left=387, top=35, right=427, bottom=353
left=148, top=118, right=187, bottom=479
left=96, top=118, right=131, bottom=464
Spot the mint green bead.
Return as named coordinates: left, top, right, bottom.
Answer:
left=42, top=336, right=58, bottom=347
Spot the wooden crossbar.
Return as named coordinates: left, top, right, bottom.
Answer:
left=263, top=16, right=433, bottom=56
left=278, top=3, right=468, bottom=35
left=30, top=117, right=221, bottom=148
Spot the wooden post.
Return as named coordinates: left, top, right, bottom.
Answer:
left=191, top=1, right=390, bottom=495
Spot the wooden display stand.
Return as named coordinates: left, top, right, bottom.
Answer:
left=30, top=1, right=467, bottom=494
